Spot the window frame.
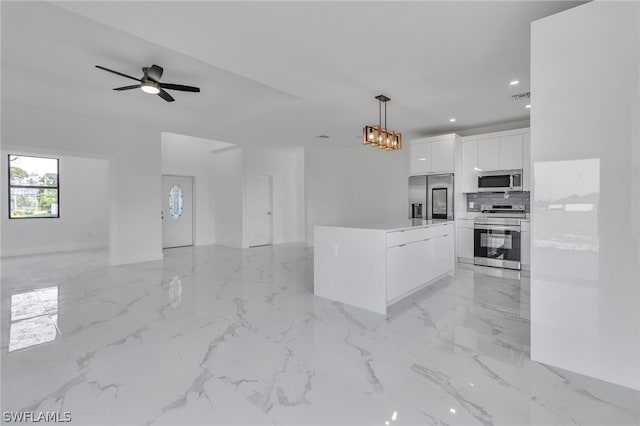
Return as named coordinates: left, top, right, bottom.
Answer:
left=8, top=154, right=60, bottom=219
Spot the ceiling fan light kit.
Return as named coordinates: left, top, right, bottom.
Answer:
left=141, top=82, right=160, bottom=95
left=362, top=94, right=402, bottom=151
left=95, top=64, right=200, bottom=102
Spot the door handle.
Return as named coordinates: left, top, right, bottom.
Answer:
left=266, top=211, right=272, bottom=215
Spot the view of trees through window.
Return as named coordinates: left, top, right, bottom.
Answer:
left=9, top=155, right=59, bottom=218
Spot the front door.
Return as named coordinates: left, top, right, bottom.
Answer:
left=162, top=175, right=193, bottom=248
left=246, top=174, right=273, bottom=247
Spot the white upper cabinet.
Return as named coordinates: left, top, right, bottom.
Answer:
left=477, top=137, right=500, bottom=171
left=409, top=142, right=432, bottom=175
left=523, top=133, right=531, bottom=191
left=409, top=134, right=456, bottom=175
left=430, top=139, right=455, bottom=173
left=461, top=128, right=530, bottom=193
left=462, top=140, right=479, bottom=192
left=499, top=134, right=524, bottom=170
left=477, top=133, right=525, bottom=171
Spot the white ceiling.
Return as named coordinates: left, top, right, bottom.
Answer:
left=2, top=1, right=584, bottom=148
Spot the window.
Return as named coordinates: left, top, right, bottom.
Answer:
left=169, top=184, right=184, bottom=220
left=8, top=155, right=59, bottom=219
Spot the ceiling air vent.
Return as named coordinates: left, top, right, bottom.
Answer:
left=512, top=92, right=531, bottom=101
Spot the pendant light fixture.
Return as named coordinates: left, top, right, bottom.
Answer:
left=362, top=94, right=402, bottom=151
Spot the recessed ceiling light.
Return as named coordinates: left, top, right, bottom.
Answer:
left=419, top=158, right=427, bottom=161
left=449, top=118, right=456, bottom=122
left=510, top=80, right=519, bottom=86
left=525, top=104, right=531, bottom=109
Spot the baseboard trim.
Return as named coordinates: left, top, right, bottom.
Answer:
left=1, top=241, right=107, bottom=258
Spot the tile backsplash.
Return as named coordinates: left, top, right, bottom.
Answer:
left=466, top=191, right=530, bottom=212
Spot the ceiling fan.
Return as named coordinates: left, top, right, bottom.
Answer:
left=95, top=64, right=200, bottom=102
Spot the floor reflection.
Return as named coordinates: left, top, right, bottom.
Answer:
left=9, top=286, right=59, bottom=352
left=169, top=276, right=183, bottom=308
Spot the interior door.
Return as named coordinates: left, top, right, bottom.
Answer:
left=162, top=175, right=193, bottom=249
left=246, top=174, right=273, bottom=247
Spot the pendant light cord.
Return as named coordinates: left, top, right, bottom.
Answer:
left=384, top=102, right=387, bottom=129
left=377, top=98, right=388, bottom=129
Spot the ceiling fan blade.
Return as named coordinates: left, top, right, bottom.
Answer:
left=95, top=65, right=141, bottom=82
left=158, top=89, right=175, bottom=102
left=160, top=83, right=200, bottom=92
left=113, top=85, right=141, bottom=91
left=147, top=64, right=164, bottom=82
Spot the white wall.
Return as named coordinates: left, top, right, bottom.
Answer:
left=161, top=132, right=234, bottom=247
left=531, top=1, right=639, bottom=390
left=305, top=146, right=409, bottom=245
left=243, top=147, right=305, bottom=247
left=1, top=152, right=109, bottom=256
left=2, top=104, right=162, bottom=265
left=211, top=148, right=244, bottom=248
left=292, top=148, right=306, bottom=243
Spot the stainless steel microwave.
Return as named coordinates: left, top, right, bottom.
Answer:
left=477, top=169, right=523, bottom=192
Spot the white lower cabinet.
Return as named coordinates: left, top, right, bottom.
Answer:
left=434, top=232, right=454, bottom=276
left=314, top=222, right=455, bottom=315
left=456, top=228, right=474, bottom=261
left=456, top=219, right=475, bottom=262
left=386, top=223, right=453, bottom=303
left=387, top=239, right=433, bottom=302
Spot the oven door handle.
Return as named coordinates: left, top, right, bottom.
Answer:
left=474, top=224, right=520, bottom=232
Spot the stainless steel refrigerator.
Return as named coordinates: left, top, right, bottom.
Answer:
left=408, top=174, right=454, bottom=220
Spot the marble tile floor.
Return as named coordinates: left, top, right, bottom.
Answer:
left=1, top=244, right=638, bottom=426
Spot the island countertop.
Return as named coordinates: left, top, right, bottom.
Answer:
left=315, top=219, right=453, bottom=232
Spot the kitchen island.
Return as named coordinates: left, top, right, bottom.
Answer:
left=314, top=220, right=454, bottom=315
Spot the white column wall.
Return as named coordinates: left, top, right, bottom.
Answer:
left=531, top=1, right=640, bottom=390
left=211, top=148, right=244, bottom=248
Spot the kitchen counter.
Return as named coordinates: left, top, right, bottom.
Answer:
left=457, top=212, right=531, bottom=220
left=316, top=219, right=451, bottom=232
left=314, top=221, right=454, bottom=314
